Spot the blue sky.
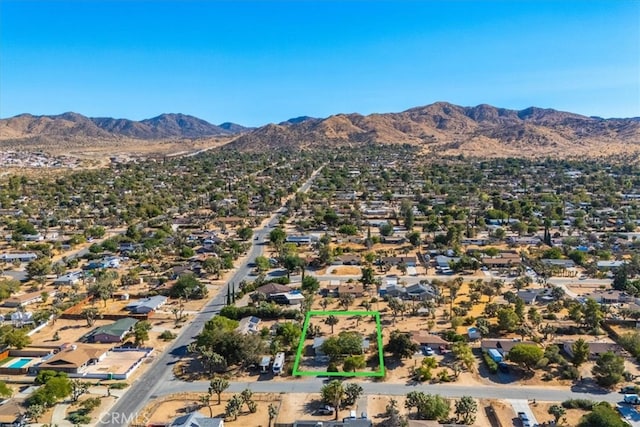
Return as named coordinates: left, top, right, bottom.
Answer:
left=1, top=0, right=638, bottom=126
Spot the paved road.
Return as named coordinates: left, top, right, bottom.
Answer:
left=101, top=166, right=324, bottom=427
left=156, top=376, right=620, bottom=405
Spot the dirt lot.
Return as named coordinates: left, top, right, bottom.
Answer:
left=530, top=401, right=587, bottom=426
left=139, top=392, right=279, bottom=426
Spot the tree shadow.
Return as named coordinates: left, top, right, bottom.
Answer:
left=570, top=377, right=609, bottom=395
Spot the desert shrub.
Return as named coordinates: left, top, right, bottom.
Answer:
left=67, top=413, right=91, bottom=424
left=535, top=357, right=549, bottom=369
left=108, top=382, right=129, bottom=389
left=559, top=364, right=579, bottom=380
left=159, top=330, right=177, bottom=341
left=482, top=351, right=498, bottom=374
left=562, top=399, right=594, bottom=410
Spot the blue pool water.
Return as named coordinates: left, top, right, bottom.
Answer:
left=7, top=358, right=31, bottom=368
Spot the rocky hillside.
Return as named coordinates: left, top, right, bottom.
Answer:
left=227, top=103, right=640, bottom=157
left=2, top=103, right=638, bottom=158
left=0, top=112, right=246, bottom=142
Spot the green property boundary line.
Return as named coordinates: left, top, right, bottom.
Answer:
left=292, top=310, right=385, bottom=377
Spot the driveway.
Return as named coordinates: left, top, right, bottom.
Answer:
left=508, top=399, right=538, bottom=427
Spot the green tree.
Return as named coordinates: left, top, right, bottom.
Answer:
left=591, top=351, right=625, bottom=388
left=26, top=404, right=46, bottom=422
left=0, top=381, right=12, bottom=398
left=507, top=343, right=544, bottom=371
left=578, top=402, right=628, bottom=427
left=497, top=307, right=519, bottom=332
left=548, top=404, right=566, bottom=423
left=405, top=391, right=450, bottom=421
left=269, top=228, right=286, bottom=247
left=1, top=328, right=31, bottom=349
left=571, top=338, right=590, bottom=367
left=339, top=293, right=355, bottom=310
left=344, top=383, right=363, bottom=406
left=321, top=380, right=345, bottom=420
left=170, top=273, right=208, bottom=299
left=26, top=257, right=52, bottom=280
left=81, top=307, right=99, bottom=327
left=360, top=266, right=375, bottom=287
left=209, top=377, right=230, bottom=405
left=268, top=402, right=279, bottom=427
left=254, top=255, right=270, bottom=273
left=385, top=330, right=419, bottom=359
left=225, top=394, right=243, bottom=421
left=237, top=226, right=254, bottom=241
left=301, top=276, right=320, bottom=293
left=582, top=298, right=603, bottom=332
left=343, top=355, right=366, bottom=372
left=325, top=315, right=339, bottom=333
left=455, top=396, right=478, bottom=425
left=70, top=379, right=90, bottom=402
left=133, top=320, right=151, bottom=346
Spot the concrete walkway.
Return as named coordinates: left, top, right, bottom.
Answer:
left=50, top=403, right=73, bottom=427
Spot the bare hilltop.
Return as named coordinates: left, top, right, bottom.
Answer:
left=1, top=102, right=639, bottom=159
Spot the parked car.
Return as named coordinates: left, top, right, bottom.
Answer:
left=498, top=362, right=509, bottom=373
left=517, top=412, right=531, bottom=427
left=422, top=346, right=435, bottom=356
left=315, top=405, right=335, bottom=415
left=621, top=385, right=640, bottom=394
left=624, top=394, right=640, bottom=405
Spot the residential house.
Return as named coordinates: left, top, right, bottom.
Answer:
left=335, top=254, right=361, bottom=265
left=269, top=291, right=305, bottom=305
left=541, top=259, right=576, bottom=269
left=411, top=331, right=449, bottom=349
left=0, top=252, right=37, bottom=263
left=85, top=256, right=121, bottom=270
left=382, top=256, right=417, bottom=267
left=125, top=295, right=167, bottom=314
left=597, top=260, right=626, bottom=271
left=254, top=283, right=292, bottom=299
left=170, top=412, right=224, bottom=427
left=286, top=235, right=312, bottom=245
left=0, top=396, right=27, bottom=426
left=563, top=340, right=623, bottom=360
left=585, top=290, right=635, bottom=305
left=87, top=318, right=138, bottom=343
left=10, top=311, right=33, bottom=327
left=4, top=291, right=52, bottom=308
left=236, top=316, right=261, bottom=335
left=37, top=345, right=106, bottom=374
left=323, top=283, right=365, bottom=298
left=381, top=284, right=407, bottom=299
left=516, top=289, right=555, bottom=305
left=405, top=283, right=437, bottom=301
left=54, top=271, right=83, bottom=286
left=481, top=252, right=522, bottom=269
left=434, top=255, right=459, bottom=270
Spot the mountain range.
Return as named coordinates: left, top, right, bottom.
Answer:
left=0, top=112, right=249, bottom=142
left=1, top=103, right=639, bottom=158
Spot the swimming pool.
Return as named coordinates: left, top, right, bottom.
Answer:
left=7, top=358, right=31, bottom=368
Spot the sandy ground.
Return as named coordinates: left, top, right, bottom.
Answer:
left=139, top=392, right=277, bottom=426
left=530, top=401, right=587, bottom=426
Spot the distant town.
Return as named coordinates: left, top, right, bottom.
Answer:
left=0, top=145, right=639, bottom=427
